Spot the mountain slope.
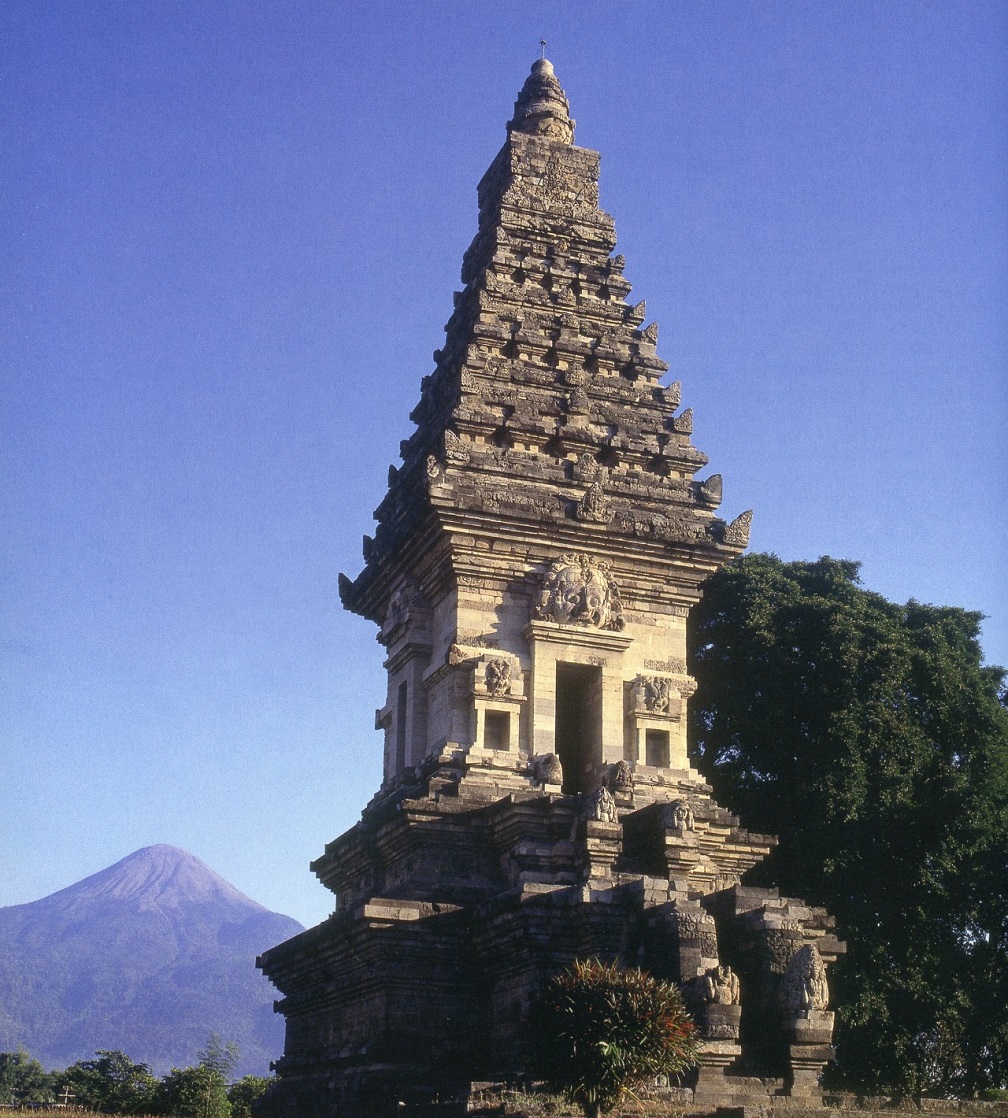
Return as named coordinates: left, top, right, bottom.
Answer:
left=0, top=845, right=303, bottom=1076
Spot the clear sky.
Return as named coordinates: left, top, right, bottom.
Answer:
left=2, top=1, right=1005, bottom=928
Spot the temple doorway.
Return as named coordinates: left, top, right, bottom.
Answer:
left=555, top=663, right=602, bottom=794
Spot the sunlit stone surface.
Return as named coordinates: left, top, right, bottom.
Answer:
left=258, top=59, right=844, bottom=1117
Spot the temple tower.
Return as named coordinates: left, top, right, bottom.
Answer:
left=340, top=57, right=750, bottom=796
left=259, top=60, right=844, bottom=1117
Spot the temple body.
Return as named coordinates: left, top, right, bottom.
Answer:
left=258, top=60, right=844, bottom=1116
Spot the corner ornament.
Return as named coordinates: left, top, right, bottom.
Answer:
left=576, top=481, right=611, bottom=523
left=534, top=554, right=625, bottom=632
left=722, top=509, right=753, bottom=548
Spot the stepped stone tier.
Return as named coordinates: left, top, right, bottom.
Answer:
left=258, top=59, right=845, bottom=1117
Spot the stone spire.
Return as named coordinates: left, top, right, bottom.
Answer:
left=339, top=59, right=751, bottom=631
left=507, top=57, right=575, bottom=144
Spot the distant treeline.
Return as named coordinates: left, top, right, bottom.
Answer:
left=0, top=1036, right=268, bottom=1117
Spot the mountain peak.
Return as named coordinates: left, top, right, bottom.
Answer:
left=30, top=844, right=269, bottom=917
left=0, top=846, right=304, bottom=1076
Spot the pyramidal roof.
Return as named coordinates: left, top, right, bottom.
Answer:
left=340, top=59, right=751, bottom=622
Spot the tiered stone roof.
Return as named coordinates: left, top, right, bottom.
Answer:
left=340, top=58, right=750, bottom=627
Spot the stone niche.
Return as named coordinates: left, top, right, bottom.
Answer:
left=258, top=57, right=845, bottom=1118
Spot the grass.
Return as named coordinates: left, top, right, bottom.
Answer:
left=469, top=1086, right=582, bottom=1115
left=468, top=1084, right=689, bottom=1117
left=0, top=1111, right=106, bottom=1116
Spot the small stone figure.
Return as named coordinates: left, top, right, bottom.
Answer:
left=702, top=964, right=741, bottom=1006
left=586, top=785, right=617, bottom=824
left=687, top=964, right=743, bottom=1041
left=484, top=658, right=512, bottom=696
left=531, top=752, right=563, bottom=788
left=779, top=943, right=830, bottom=1017
left=567, top=387, right=590, bottom=415
left=577, top=480, right=609, bottom=521
left=609, top=759, right=633, bottom=793
left=642, top=675, right=672, bottom=713
left=574, top=452, right=598, bottom=481
left=662, top=799, right=694, bottom=833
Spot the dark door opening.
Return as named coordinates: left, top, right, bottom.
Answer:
left=555, top=663, right=602, bottom=795
left=396, top=680, right=408, bottom=772
left=646, top=728, right=670, bottom=768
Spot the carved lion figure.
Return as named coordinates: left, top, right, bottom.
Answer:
left=609, top=759, right=633, bottom=792
left=531, top=752, right=563, bottom=787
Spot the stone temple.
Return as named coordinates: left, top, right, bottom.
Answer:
left=258, top=59, right=845, bottom=1116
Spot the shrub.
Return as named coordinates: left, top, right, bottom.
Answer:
left=528, top=959, right=698, bottom=1117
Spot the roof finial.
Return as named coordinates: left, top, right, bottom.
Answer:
left=508, top=51, right=575, bottom=144
left=540, top=38, right=547, bottom=61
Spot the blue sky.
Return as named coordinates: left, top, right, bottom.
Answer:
left=2, top=1, right=1005, bottom=928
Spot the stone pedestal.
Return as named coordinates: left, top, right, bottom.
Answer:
left=582, top=819, right=622, bottom=878
left=785, top=1009, right=835, bottom=1096
left=694, top=1040, right=743, bottom=1104
left=701, top=1001, right=742, bottom=1041
left=691, top=1003, right=742, bottom=1106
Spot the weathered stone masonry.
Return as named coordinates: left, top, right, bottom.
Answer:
left=258, top=59, right=845, bottom=1116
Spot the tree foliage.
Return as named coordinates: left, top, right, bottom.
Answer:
left=197, top=1034, right=239, bottom=1081
left=688, top=553, right=1008, bottom=1095
left=58, top=1049, right=158, bottom=1113
left=0, top=1048, right=54, bottom=1105
left=528, top=959, right=697, bottom=1117
left=227, top=1075, right=271, bottom=1118
left=155, top=1035, right=237, bottom=1118
left=156, top=1064, right=231, bottom=1118
left=0, top=1036, right=252, bottom=1116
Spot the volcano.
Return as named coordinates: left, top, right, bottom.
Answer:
left=0, top=845, right=303, bottom=1076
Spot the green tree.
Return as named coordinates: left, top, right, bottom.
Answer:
left=227, top=1075, right=271, bottom=1118
left=155, top=1036, right=237, bottom=1118
left=0, top=1048, right=54, bottom=1105
left=528, top=959, right=697, bottom=1117
left=157, top=1065, right=230, bottom=1118
left=687, top=553, right=1008, bottom=1096
left=196, top=1035, right=239, bottom=1081
left=58, top=1049, right=158, bottom=1113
